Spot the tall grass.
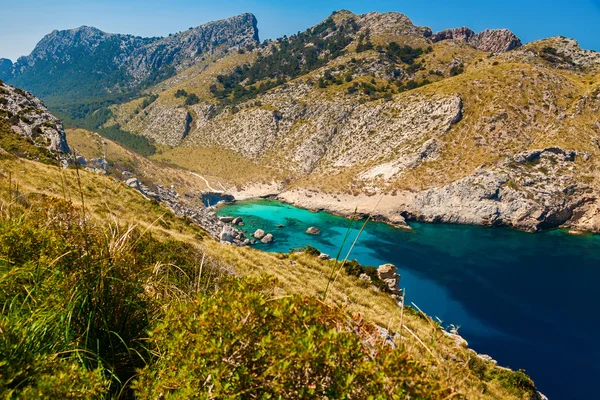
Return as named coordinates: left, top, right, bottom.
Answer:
left=0, top=188, right=224, bottom=398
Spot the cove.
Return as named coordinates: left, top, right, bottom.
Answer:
left=218, top=199, right=600, bottom=400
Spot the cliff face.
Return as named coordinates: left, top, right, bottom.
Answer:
left=1, top=14, right=259, bottom=102
left=432, top=27, right=522, bottom=53
left=0, top=81, right=70, bottom=154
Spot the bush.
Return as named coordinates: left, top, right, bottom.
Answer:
left=97, top=125, right=156, bottom=156
left=184, top=93, right=200, bottom=105
left=133, top=278, right=448, bottom=399
left=450, top=64, right=465, bottom=76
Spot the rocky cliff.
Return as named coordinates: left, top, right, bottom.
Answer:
left=432, top=27, right=522, bottom=53
left=0, top=81, right=70, bottom=154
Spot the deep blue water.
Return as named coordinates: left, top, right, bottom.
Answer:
left=218, top=199, right=600, bottom=400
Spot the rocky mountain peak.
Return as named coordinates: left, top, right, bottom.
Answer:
left=432, top=27, right=521, bottom=53
left=472, top=29, right=522, bottom=53
left=355, top=11, right=432, bottom=39
left=2, top=13, right=260, bottom=103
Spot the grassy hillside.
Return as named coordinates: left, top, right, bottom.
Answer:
left=0, top=152, right=540, bottom=398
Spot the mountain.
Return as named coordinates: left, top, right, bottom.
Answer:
left=105, top=10, right=600, bottom=234
left=0, top=13, right=259, bottom=118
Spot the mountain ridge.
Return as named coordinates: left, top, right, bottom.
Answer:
left=0, top=13, right=259, bottom=109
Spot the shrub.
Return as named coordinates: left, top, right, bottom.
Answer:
left=133, top=278, right=448, bottom=399
left=450, top=64, right=465, bottom=76
left=184, top=93, right=200, bottom=105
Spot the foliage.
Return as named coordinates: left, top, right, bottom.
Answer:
left=96, top=125, right=156, bottom=157
left=0, top=190, right=454, bottom=399
left=184, top=93, right=200, bottom=105
left=212, top=17, right=359, bottom=104
left=468, top=355, right=537, bottom=398
left=450, top=64, right=465, bottom=76
left=140, top=94, right=158, bottom=110
left=134, top=278, right=448, bottom=399
left=0, top=195, right=223, bottom=398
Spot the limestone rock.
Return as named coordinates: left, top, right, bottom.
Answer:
left=253, top=229, right=266, bottom=240
left=125, top=178, right=141, bottom=190
left=0, top=82, right=70, bottom=154
left=432, top=27, right=521, bottom=53
left=232, top=217, right=243, bottom=225
left=219, top=225, right=236, bottom=243
left=377, top=264, right=401, bottom=294
left=260, top=233, right=274, bottom=244
left=305, top=226, right=321, bottom=235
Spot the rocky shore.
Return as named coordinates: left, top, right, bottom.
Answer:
left=240, top=147, right=600, bottom=235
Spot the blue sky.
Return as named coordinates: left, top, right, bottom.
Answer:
left=1, top=0, right=599, bottom=61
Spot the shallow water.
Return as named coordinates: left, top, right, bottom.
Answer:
left=218, top=199, right=600, bottom=399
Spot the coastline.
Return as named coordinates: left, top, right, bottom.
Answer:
left=230, top=185, right=600, bottom=235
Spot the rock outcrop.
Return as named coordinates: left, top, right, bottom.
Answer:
left=0, top=81, right=70, bottom=154
left=432, top=27, right=522, bottom=53
left=260, top=233, right=274, bottom=244
left=404, top=147, right=591, bottom=232
left=253, top=229, right=266, bottom=240
left=305, top=227, right=321, bottom=235
left=377, top=264, right=401, bottom=295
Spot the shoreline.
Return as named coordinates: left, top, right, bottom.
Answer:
left=228, top=186, right=600, bottom=236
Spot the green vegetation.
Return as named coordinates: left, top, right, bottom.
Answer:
left=135, top=278, right=447, bottom=399
left=174, top=89, right=200, bottom=106
left=211, top=17, right=359, bottom=104
left=96, top=125, right=156, bottom=157
left=450, top=63, right=465, bottom=76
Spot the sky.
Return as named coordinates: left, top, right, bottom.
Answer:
left=1, top=0, right=599, bottom=61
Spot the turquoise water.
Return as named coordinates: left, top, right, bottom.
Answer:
left=218, top=199, right=600, bottom=400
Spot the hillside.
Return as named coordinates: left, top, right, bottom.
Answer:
left=0, top=13, right=259, bottom=127
left=104, top=10, right=600, bottom=233
left=0, top=83, right=545, bottom=398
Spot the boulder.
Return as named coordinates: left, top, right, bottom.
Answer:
left=377, top=263, right=401, bottom=294
left=232, top=217, right=243, bottom=225
left=125, top=178, right=141, bottom=190
left=318, top=253, right=330, bottom=260
left=261, top=233, right=274, bottom=244
left=305, top=226, right=321, bottom=235
left=359, top=273, right=372, bottom=281
left=90, top=158, right=109, bottom=170
left=219, top=225, right=236, bottom=243
left=253, top=229, right=266, bottom=240
left=219, top=216, right=235, bottom=223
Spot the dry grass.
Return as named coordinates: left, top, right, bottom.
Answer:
left=150, top=145, right=288, bottom=188
left=66, top=128, right=215, bottom=193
